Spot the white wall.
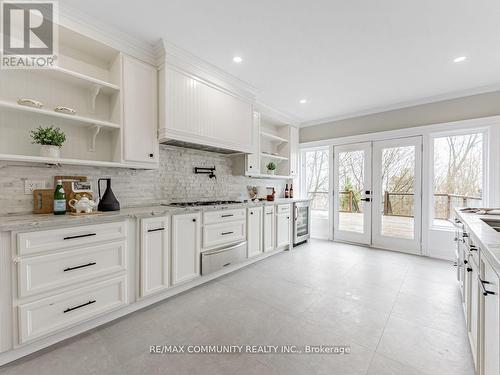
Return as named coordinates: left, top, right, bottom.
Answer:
left=300, top=91, right=500, bottom=143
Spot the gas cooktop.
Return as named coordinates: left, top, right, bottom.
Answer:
left=163, top=200, right=245, bottom=207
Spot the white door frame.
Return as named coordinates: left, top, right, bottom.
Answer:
left=371, top=136, right=422, bottom=254
left=333, top=142, right=372, bottom=245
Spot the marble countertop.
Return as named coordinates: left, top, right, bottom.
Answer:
left=455, top=209, right=500, bottom=276
left=0, top=198, right=309, bottom=232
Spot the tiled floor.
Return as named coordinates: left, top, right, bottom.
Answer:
left=0, top=240, right=474, bottom=375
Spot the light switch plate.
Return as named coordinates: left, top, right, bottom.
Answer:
left=24, top=180, right=47, bottom=195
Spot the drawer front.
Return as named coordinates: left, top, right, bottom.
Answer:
left=203, top=221, right=246, bottom=249
left=201, top=242, right=247, bottom=276
left=277, top=204, right=290, bottom=214
left=18, top=241, right=127, bottom=298
left=18, top=276, right=127, bottom=344
left=18, top=221, right=127, bottom=256
left=203, top=209, right=246, bottom=225
left=264, top=205, right=275, bottom=215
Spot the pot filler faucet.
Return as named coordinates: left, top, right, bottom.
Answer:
left=194, top=166, right=216, bottom=179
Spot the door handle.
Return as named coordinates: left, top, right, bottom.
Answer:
left=360, top=198, right=371, bottom=202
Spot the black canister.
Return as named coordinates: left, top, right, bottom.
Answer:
left=97, top=178, right=120, bottom=211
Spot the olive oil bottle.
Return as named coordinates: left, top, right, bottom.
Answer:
left=53, top=180, right=66, bottom=215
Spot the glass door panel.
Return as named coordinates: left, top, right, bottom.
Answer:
left=372, top=137, right=422, bottom=253
left=333, top=142, right=372, bottom=245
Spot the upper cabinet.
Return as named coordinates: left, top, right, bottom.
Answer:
left=0, top=25, right=158, bottom=169
left=122, top=56, right=159, bottom=167
left=233, top=114, right=299, bottom=179
left=157, top=41, right=257, bottom=154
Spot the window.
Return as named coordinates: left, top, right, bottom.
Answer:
left=432, top=131, right=484, bottom=227
left=305, top=148, right=329, bottom=215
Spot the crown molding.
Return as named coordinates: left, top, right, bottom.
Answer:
left=255, top=101, right=301, bottom=126
left=156, top=39, right=258, bottom=101
left=300, top=83, right=500, bottom=128
left=59, top=3, right=157, bottom=65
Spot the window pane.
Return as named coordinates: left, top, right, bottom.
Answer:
left=338, top=150, right=365, bottom=233
left=433, top=133, right=483, bottom=227
left=380, top=145, right=415, bottom=239
left=305, top=149, right=329, bottom=239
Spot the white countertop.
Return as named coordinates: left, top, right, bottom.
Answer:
left=455, top=209, right=500, bottom=276
left=0, top=198, right=309, bottom=232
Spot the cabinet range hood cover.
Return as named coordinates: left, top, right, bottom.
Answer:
left=160, top=139, right=242, bottom=154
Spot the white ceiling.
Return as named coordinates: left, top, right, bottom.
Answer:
left=63, top=0, right=500, bottom=126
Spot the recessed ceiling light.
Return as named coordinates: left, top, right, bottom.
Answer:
left=453, top=56, right=467, bottom=63
left=299, top=99, right=308, bottom=104
left=233, top=56, right=243, bottom=63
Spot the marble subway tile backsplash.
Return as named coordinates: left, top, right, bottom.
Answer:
left=0, top=145, right=287, bottom=215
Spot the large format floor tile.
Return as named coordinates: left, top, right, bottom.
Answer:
left=0, top=239, right=474, bottom=375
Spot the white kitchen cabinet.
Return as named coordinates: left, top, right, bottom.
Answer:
left=159, top=66, right=254, bottom=153
left=289, top=126, right=299, bottom=177
left=140, top=217, right=170, bottom=297
left=247, top=207, right=263, bottom=258
left=480, top=256, right=499, bottom=375
left=263, top=206, right=275, bottom=252
left=469, top=257, right=480, bottom=369
left=276, top=205, right=291, bottom=249
left=171, top=213, right=201, bottom=285
left=122, top=55, right=159, bottom=166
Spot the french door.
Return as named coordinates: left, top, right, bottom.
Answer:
left=333, top=137, right=422, bottom=254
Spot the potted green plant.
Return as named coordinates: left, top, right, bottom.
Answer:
left=266, top=161, right=277, bottom=175
left=30, top=126, right=66, bottom=158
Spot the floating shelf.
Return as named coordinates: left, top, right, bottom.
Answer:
left=260, top=152, right=289, bottom=161
left=0, top=100, right=121, bottom=130
left=260, top=131, right=288, bottom=143
left=0, top=153, right=128, bottom=168
left=41, top=66, right=120, bottom=95
left=246, top=173, right=292, bottom=180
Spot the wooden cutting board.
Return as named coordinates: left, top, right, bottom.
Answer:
left=33, top=189, right=54, bottom=214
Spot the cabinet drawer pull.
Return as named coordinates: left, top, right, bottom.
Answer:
left=63, top=300, right=96, bottom=313
left=467, top=267, right=472, bottom=272
left=221, top=214, right=234, bottom=218
left=63, top=262, right=97, bottom=272
left=221, top=231, right=234, bottom=236
left=148, top=228, right=165, bottom=233
left=266, top=212, right=273, bottom=215
left=63, top=233, right=96, bottom=241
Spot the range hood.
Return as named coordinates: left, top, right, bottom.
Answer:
left=160, top=139, right=243, bottom=155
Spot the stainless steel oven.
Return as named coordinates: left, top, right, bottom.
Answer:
left=293, top=201, right=311, bottom=245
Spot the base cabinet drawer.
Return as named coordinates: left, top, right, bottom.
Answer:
left=18, top=276, right=127, bottom=344
left=203, top=209, right=246, bottom=224
left=203, top=221, right=246, bottom=249
left=17, top=221, right=127, bottom=256
left=18, top=241, right=127, bottom=298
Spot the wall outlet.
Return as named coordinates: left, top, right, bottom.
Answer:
left=24, top=180, right=47, bottom=195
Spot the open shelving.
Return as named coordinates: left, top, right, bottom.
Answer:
left=260, top=131, right=288, bottom=144
left=0, top=25, right=124, bottom=167
left=259, top=117, right=291, bottom=176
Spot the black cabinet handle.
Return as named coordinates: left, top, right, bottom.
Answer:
left=64, top=262, right=96, bottom=272
left=149, top=153, right=154, bottom=158
left=192, top=218, right=196, bottom=222
left=63, top=300, right=96, bottom=313
left=148, top=228, right=165, bottom=233
left=479, top=278, right=496, bottom=296
left=250, top=211, right=254, bottom=215
left=467, top=267, right=472, bottom=272
left=360, top=198, right=371, bottom=202
left=64, top=233, right=96, bottom=241
left=266, top=212, right=273, bottom=215
left=464, top=260, right=468, bottom=264
left=221, top=214, right=234, bottom=218
left=221, top=231, right=234, bottom=236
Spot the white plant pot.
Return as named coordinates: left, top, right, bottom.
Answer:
left=267, top=169, right=276, bottom=175
left=40, top=145, right=60, bottom=159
